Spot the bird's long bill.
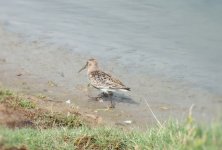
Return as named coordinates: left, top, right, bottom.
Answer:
left=78, top=63, right=87, bottom=73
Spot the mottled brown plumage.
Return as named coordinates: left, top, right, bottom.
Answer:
left=89, top=70, right=130, bottom=91
left=79, top=59, right=130, bottom=93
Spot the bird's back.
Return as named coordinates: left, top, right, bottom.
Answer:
left=88, top=70, right=130, bottom=91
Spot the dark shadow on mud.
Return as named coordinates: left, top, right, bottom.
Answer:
left=112, top=93, right=139, bottom=105
left=88, top=92, right=139, bottom=105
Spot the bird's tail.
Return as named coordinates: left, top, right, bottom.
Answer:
left=120, top=87, right=131, bottom=92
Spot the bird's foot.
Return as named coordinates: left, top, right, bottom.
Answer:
left=108, top=91, right=113, bottom=96
left=109, top=104, right=115, bottom=109
left=109, top=98, right=115, bottom=108
left=100, top=92, right=109, bottom=97
left=88, top=94, right=105, bottom=102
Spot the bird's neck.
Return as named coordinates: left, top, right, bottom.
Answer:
left=87, top=65, right=99, bottom=74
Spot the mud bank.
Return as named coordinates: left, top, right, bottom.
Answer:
left=0, top=25, right=221, bottom=129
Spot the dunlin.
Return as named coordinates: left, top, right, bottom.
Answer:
left=78, top=58, right=130, bottom=107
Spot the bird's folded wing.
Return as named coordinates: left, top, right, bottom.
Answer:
left=89, top=71, right=126, bottom=89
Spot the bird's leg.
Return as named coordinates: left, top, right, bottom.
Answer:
left=95, top=92, right=110, bottom=102
left=97, top=92, right=109, bottom=98
left=101, top=92, right=109, bottom=97
left=108, top=91, right=115, bottom=108
left=108, top=91, right=113, bottom=96
left=110, top=99, right=115, bottom=108
left=88, top=94, right=103, bottom=101
left=87, top=83, right=91, bottom=87
left=89, top=92, right=107, bottom=101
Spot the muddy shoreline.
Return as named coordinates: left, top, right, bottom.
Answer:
left=0, top=24, right=143, bottom=129
left=0, top=24, right=221, bottom=129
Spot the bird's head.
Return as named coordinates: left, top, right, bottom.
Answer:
left=78, top=58, right=99, bottom=73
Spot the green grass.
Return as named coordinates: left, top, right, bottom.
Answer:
left=34, top=112, right=84, bottom=129
left=0, top=121, right=221, bottom=150
left=0, top=88, right=221, bottom=150
left=19, top=99, right=36, bottom=109
left=0, top=88, right=83, bottom=129
left=0, top=88, right=36, bottom=109
left=0, top=89, right=13, bottom=102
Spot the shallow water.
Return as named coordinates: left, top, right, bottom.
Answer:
left=1, top=0, right=222, bottom=93
left=0, top=0, right=222, bottom=127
